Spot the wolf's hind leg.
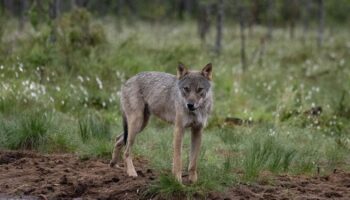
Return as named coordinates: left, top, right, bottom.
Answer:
left=110, top=133, right=124, bottom=168
left=124, top=113, right=144, bottom=177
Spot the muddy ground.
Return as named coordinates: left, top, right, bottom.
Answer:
left=0, top=150, right=349, bottom=200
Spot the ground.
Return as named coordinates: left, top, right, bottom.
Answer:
left=0, top=150, right=349, bottom=200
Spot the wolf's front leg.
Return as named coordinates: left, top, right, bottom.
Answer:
left=172, top=117, right=184, bottom=183
left=188, top=126, right=202, bottom=183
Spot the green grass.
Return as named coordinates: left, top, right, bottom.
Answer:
left=242, top=136, right=297, bottom=181
left=78, top=111, right=112, bottom=143
left=1, top=111, right=53, bottom=150
left=0, top=11, right=349, bottom=198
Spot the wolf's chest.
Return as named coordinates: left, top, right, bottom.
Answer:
left=183, top=111, right=207, bottom=128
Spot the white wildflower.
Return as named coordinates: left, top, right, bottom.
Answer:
left=77, top=75, right=84, bottom=83
left=19, top=63, right=24, bottom=72
left=96, top=76, right=103, bottom=90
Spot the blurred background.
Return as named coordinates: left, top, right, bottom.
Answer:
left=0, top=0, right=349, bottom=190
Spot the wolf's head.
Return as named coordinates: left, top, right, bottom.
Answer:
left=177, top=63, right=212, bottom=112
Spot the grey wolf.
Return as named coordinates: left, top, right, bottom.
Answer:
left=110, top=63, right=213, bottom=183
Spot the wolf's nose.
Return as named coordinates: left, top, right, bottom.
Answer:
left=187, top=103, right=195, bottom=111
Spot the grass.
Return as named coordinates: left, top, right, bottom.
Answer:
left=78, top=111, right=112, bottom=143
left=1, top=111, right=53, bottom=150
left=0, top=11, right=349, bottom=198
left=242, top=136, right=297, bottom=181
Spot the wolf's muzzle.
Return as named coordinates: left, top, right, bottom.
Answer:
left=187, top=103, right=196, bottom=111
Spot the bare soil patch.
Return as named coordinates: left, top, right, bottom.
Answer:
left=209, top=171, right=350, bottom=200
left=0, top=150, right=155, bottom=200
left=0, top=150, right=349, bottom=200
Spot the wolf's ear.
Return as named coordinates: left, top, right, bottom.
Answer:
left=177, top=62, right=188, bottom=79
left=201, top=63, right=212, bottom=80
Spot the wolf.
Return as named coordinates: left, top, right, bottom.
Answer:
left=109, top=63, right=213, bottom=183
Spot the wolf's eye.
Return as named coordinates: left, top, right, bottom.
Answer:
left=197, top=88, right=203, bottom=93
left=183, top=87, right=190, bottom=92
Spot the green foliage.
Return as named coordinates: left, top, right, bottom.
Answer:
left=79, top=139, right=112, bottom=159
left=147, top=174, right=190, bottom=199
left=47, top=131, right=77, bottom=153
left=57, top=8, right=106, bottom=58
left=28, top=0, right=50, bottom=30
left=2, top=111, right=52, bottom=150
left=78, top=111, right=111, bottom=143
left=26, top=36, right=54, bottom=67
left=326, top=0, right=350, bottom=24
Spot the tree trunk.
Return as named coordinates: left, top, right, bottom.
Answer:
left=70, top=0, right=76, bottom=10
left=3, top=0, right=14, bottom=16
left=19, top=0, right=29, bottom=31
left=302, top=0, right=311, bottom=43
left=115, top=0, right=123, bottom=15
left=197, top=4, right=210, bottom=44
left=56, top=0, right=60, bottom=17
left=184, top=0, right=192, bottom=16
left=266, top=0, right=274, bottom=40
left=125, top=0, right=137, bottom=16
left=317, top=0, right=324, bottom=48
left=178, top=0, right=186, bottom=20
left=75, top=0, right=88, bottom=8
left=215, top=0, right=223, bottom=55
left=0, top=0, right=4, bottom=15
left=238, top=2, right=247, bottom=71
left=285, top=0, right=299, bottom=40
left=49, top=0, right=59, bottom=43
left=247, top=2, right=254, bottom=37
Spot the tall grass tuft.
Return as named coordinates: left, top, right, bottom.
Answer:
left=243, top=136, right=297, bottom=181
left=78, top=112, right=111, bottom=142
left=4, top=111, right=52, bottom=150
left=79, top=139, right=113, bottom=159
left=147, top=174, right=195, bottom=199
left=78, top=112, right=112, bottom=158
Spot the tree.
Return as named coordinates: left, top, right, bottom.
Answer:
left=19, top=0, right=29, bottom=30
left=247, top=0, right=259, bottom=36
left=282, top=0, right=300, bottom=39
left=238, top=0, right=247, bottom=71
left=49, top=0, right=60, bottom=43
left=302, top=0, right=312, bottom=43
left=0, top=0, right=4, bottom=15
left=74, top=0, right=89, bottom=8
left=317, top=0, right=324, bottom=48
left=197, top=3, right=211, bottom=44
left=215, top=0, right=223, bottom=55
left=177, top=0, right=198, bottom=20
left=115, top=0, right=138, bottom=18
left=3, top=0, right=14, bottom=16
left=266, top=0, right=274, bottom=40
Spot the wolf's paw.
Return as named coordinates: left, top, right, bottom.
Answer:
left=175, top=173, right=183, bottom=184
left=109, top=160, right=116, bottom=168
left=127, top=168, right=138, bottom=177
left=188, top=172, right=198, bottom=183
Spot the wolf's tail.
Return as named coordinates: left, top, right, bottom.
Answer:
left=122, top=113, right=128, bottom=145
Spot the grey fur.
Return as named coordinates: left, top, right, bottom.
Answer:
left=110, top=63, right=213, bottom=183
